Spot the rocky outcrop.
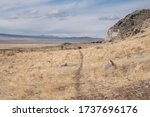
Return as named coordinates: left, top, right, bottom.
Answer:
left=107, top=9, right=150, bottom=41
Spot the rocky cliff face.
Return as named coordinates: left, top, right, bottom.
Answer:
left=107, top=9, right=150, bottom=40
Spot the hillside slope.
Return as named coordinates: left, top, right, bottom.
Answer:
left=0, top=27, right=150, bottom=99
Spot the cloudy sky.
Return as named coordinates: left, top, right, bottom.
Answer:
left=0, top=0, right=150, bottom=37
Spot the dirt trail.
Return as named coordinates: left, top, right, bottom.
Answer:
left=71, top=49, right=116, bottom=99
left=72, top=49, right=84, bottom=99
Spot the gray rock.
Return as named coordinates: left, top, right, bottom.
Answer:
left=104, top=60, right=116, bottom=70
left=107, top=9, right=150, bottom=41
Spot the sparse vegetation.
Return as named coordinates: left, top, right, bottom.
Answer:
left=0, top=28, right=150, bottom=99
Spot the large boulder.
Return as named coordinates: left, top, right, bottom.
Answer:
left=107, top=9, right=150, bottom=41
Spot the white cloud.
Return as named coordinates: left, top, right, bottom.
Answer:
left=0, top=0, right=47, bottom=9
left=99, top=16, right=120, bottom=21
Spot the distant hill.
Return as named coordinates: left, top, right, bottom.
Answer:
left=0, top=33, right=99, bottom=40
left=107, top=9, right=150, bottom=40
left=0, top=33, right=59, bottom=39
left=0, top=33, right=103, bottom=44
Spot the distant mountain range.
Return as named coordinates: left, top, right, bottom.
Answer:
left=0, top=33, right=100, bottom=40
left=0, top=33, right=103, bottom=44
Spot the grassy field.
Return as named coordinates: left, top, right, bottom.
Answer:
left=0, top=44, right=59, bottom=49
left=0, top=28, right=150, bottom=99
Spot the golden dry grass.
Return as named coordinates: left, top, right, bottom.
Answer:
left=0, top=28, right=150, bottom=99
left=0, top=44, right=58, bottom=49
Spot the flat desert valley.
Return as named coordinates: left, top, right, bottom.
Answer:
left=0, top=28, right=150, bottom=99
